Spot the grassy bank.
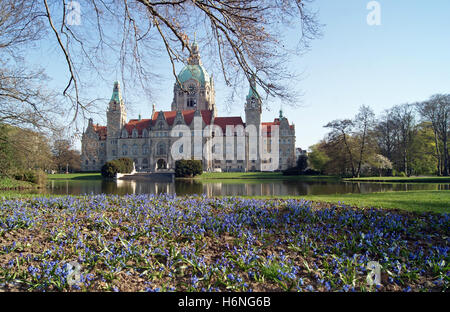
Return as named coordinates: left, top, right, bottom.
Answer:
left=344, top=176, right=450, bottom=183
left=243, top=190, right=450, bottom=214
left=303, top=190, right=450, bottom=214
left=0, top=194, right=447, bottom=292
left=0, top=177, right=36, bottom=190
left=47, top=173, right=102, bottom=181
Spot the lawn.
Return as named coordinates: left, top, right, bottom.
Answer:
left=0, top=194, right=448, bottom=292
left=244, top=191, right=450, bottom=214
left=303, top=190, right=450, bottom=214
left=344, top=176, right=450, bottom=183
left=47, top=173, right=102, bottom=180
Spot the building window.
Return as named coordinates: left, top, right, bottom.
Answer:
left=132, top=144, right=138, bottom=155
left=122, top=144, right=128, bottom=156
left=187, top=97, right=196, bottom=107
left=157, top=142, right=166, bottom=155
left=143, top=129, right=148, bottom=138
left=142, top=144, right=149, bottom=155
left=179, top=145, right=183, bottom=153
left=112, top=150, right=117, bottom=156
left=132, top=129, right=138, bottom=138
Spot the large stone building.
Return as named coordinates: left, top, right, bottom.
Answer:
left=81, top=42, right=296, bottom=172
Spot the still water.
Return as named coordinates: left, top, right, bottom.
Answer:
left=38, top=179, right=450, bottom=196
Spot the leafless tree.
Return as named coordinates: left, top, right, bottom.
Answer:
left=324, top=119, right=356, bottom=177
left=375, top=110, right=397, bottom=162
left=354, top=105, right=375, bottom=177
left=0, top=1, right=63, bottom=131
left=39, top=0, right=321, bottom=120
left=390, top=103, right=416, bottom=175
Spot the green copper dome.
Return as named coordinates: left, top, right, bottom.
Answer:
left=177, top=65, right=210, bottom=86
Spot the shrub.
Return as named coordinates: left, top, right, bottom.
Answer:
left=303, top=168, right=321, bottom=175
left=296, top=155, right=308, bottom=172
left=101, top=157, right=134, bottom=179
left=282, top=166, right=301, bottom=176
left=13, top=169, right=47, bottom=187
left=175, top=160, right=203, bottom=177
left=114, top=157, right=134, bottom=173
left=101, top=162, right=119, bottom=179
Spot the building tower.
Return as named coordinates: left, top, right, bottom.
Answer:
left=106, top=81, right=127, bottom=161
left=245, top=75, right=262, bottom=171
left=171, top=39, right=216, bottom=116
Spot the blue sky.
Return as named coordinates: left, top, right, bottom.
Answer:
left=30, top=1, right=450, bottom=150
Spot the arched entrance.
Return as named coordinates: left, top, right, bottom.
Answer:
left=157, top=159, right=167, bottom=170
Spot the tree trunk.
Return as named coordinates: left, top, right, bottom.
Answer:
left=342, top=133, right=356, bottom=177
left=443, top=138, right=449, bottom=176
left=433, top=129, right=442, bottom=175
left=357, top=126, right=367, bottom=178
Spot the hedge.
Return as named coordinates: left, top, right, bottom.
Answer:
left=175, top=159, right=203, bottom=178
left=101, top=158, right=134, bottom=179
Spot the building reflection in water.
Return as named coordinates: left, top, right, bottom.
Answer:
left=45, top=179, right=450, bottom=197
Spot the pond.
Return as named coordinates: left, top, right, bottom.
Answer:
left=33, top=179, right=450, bottom=196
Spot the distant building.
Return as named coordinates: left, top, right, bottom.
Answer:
left=81, top=41, right=296, bottom=172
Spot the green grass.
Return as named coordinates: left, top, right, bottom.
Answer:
left=0, top=191, right=65, bottom=199
left=47, top=173, right=102, bottom=181
left=344, top=176, right=450, bottom=183
left=0, top=177, right=36, bottom=190
left=277, top=190, right=449, bottom=214
left=190, top=172, right=339, bottom=181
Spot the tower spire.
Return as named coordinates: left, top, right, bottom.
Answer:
left=188, top=34, right=201, bottom=65
left=111, top=81, right=123, bottom=104
left=247, top=73, right=260, bottom=101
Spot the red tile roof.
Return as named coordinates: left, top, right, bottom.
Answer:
left=93, top=125, right=107, bottom=140
left=124, top=119, right=152, bottom=136
left=150, top=110, right=213, bottom=127
left=213, top=116, right=244, bottom=132
left=261, top=118, right=294, bottom=136
left=122, top=110, right=214, bottom=137
left=94, top=111, right=293, bottom=139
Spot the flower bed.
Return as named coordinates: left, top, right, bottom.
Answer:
left=0, top=194, right=448, bottom=292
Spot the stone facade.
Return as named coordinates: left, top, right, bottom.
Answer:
left=81, top=43, right=296, bottom=172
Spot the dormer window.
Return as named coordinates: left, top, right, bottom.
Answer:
left=122, top=129, right=128, bottom=138
left=132, top=129, right=138, bottom=138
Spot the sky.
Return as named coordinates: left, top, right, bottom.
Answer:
left=28, top=0, right=450, bottom=150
